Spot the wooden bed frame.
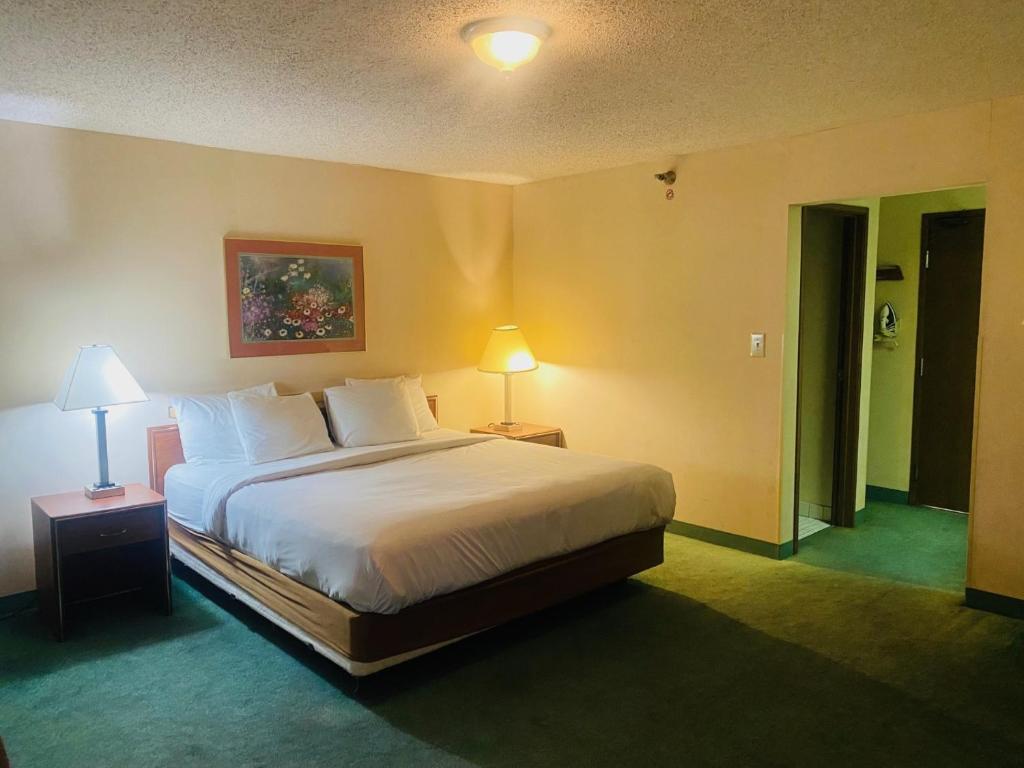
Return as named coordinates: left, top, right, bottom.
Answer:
left=147, top=394, right=665, bottom=676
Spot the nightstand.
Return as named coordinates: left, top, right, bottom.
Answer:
left=31, top=484, right=171, bottom=640
left=471, top=423, right=565, bottom=448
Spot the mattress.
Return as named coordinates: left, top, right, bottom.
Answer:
left=165, top=462, right=230, bottom=532
left=165, top=429, right=675, bottom=614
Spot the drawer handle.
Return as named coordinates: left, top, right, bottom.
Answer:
left=99, top=528, right=129, bottom=538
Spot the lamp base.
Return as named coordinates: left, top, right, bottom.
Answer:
left=491, top=421, right=521, bottom=432
left=84, top=484, right=125, bottom=500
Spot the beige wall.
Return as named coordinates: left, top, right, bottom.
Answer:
left=867, top=186, right=988, bottom=492
left=968, top=97, right=1024, bottom=601
left=3, top=97, right=1023, bottom=604
left=514, top=97, right=1023, bottom=601
left=0, top=120, right=512, bottom=596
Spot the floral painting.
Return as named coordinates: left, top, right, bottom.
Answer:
left=239, top=254, right=355, bottom=342
left=225, top=238, right=365, bottom=357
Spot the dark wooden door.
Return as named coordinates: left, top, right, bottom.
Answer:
left=910, top=210, right=985, bottom=512
left=831, top=211, right=867, bottom=527
left=793, top=205, right=868, bottom=549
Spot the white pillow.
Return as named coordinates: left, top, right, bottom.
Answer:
left=324, top=380, right=420, bottom=447
left=228, top=392, right=333, bottom=464
left=345, top=375, right=438, bottom=432
left=173, top=383, right=277, bottom=464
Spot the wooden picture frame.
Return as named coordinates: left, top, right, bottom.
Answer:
left=225, top=238, right=365, bottom=358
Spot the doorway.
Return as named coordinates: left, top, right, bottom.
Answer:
left=792, top=205, right=869, bottom=551
left=910, top=210, right=986, bottom=512
left=790, top=186, right=985, bottom=591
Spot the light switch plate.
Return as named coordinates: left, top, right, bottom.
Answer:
left=750, top=333, right=766, bottom=357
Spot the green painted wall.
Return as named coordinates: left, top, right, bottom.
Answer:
left=866, top=186, right=987, bottom=492
left=849, top=198, right=881, bottom=514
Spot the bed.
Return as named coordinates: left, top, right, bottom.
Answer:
left=148, top=395, right=674, bottom=676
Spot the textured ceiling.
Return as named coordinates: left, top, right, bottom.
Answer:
left=1, top=1, right=1023, bottom=183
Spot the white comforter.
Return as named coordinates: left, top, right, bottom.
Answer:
left=171, top=429, right=675, bottom=614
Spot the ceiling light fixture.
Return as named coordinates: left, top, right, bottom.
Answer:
left=461, top=17, right=551, bottom=73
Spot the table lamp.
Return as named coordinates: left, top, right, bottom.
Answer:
left=54, top=345, right=148, bottom=499
left=478, top=324, right=537, bottom=431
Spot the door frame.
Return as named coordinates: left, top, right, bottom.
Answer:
left=792, top=204, right=869, bottom=550
left=908, top=209, right=985, bottom=509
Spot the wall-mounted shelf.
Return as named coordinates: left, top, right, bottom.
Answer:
left=876, top=265, right=904, bottom=281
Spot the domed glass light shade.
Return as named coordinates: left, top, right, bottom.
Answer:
left=461, top=17, right=551, bottom=73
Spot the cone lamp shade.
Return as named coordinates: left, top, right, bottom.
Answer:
left=55, top=345, right=148, bottom=498
left=55, top=345, right=148, bottom=411
left=478, top=325, right=537, bottom=429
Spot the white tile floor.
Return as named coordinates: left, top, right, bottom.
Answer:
left=798, top=515, right=830, bottom=540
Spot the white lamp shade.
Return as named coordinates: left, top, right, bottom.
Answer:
left=54, top=345, right=148, bottom=411
left=478, top=325, right=538, bottom=374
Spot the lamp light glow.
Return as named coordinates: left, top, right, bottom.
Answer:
left=478, top=325, right=538, bottom=374
left=462, top=17, right=551, bottom=72
left=478, top=325, right=537, bottom=430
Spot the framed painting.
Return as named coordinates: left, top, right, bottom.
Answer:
left=224, top=238, right=365, bottom=357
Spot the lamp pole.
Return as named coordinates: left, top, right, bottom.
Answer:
left=503, top=373, right=513, bottom=426
left=92, top=407, right=113, bottom=490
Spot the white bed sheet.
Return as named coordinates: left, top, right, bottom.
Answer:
left=165, top=429, right=483, bottom=532
left=165, top=429, right=675, bottom=614
left=166, top=462, right=232, bottom=532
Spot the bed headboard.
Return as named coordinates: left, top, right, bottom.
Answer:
left=147, top=393, right=438, bottom=495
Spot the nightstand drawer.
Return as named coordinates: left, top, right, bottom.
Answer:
left=524, top=432, right=562, bottom=447
left=58, top=506, right=164, bottom=555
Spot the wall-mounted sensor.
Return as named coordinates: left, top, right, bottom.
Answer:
left=654, top=170, right=676, bottom=185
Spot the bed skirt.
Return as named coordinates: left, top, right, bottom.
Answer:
left=170, top=519, right=665, bottom=675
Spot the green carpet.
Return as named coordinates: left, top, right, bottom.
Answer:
left=794, top=502, right=969, bottom=592
left=2, top=534, right=1021, bottom=767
